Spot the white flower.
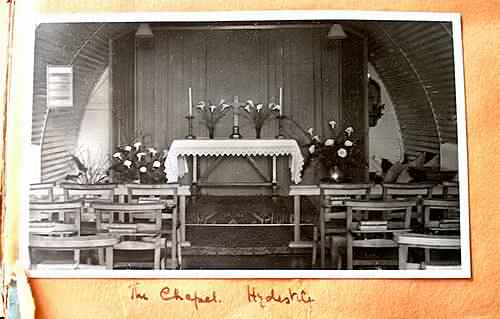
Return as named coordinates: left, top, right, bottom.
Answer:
left=324, top=139, right=334, bottom=146
left=256, top=103, right=263, bottom=112
left=312, top=135, right=320, bottom=142
left=153, top=160, right=161, bottom=168
left=124, top=145, right=132, bottom=152
left=308, top=145, right=316, bottom=154
left=209, top=105, right=216, bottom=112
left=123, top=160, right=132, bottom=168
left=148, top=147, right=157, bottom=155
left=344, top=140, right=353, bottom=147
left=139, top=166, right=147, bottom=173
left=196, top=101, right=206, bottom=110
left=244, top=105, right=251, bottom=113
left=221, top=103, right=231, bottom=111
left=219, top=99, right=225, bottom=105
left=345, top=126, right=354, bottom=136
left=329, top=120, right=337, bottom=129
left=133, top=141, right=142, bottom=149
left=112, top=152, right=122, bottom=159
left=337, top=148, right=348, bottom=158
left=272, top=104, right=281, bottom=112
left=137, top=152, right=146, bottom=160
left=307, top=128, right=314, bottom=136
left=246, top=100, right=254, bottom=107
left=162, top=150, right=169, bottom=158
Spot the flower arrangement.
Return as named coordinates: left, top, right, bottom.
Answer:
left=303, top=120, right=364, bottom=181
left=241, top=100, right=281, bottom=138
left=107, top=141, right=168, bottom=184
left=65, top=148, right=109, bottom=184
left=196, top=100, right=232, bottom=138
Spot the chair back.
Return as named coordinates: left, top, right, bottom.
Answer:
left=423, top=199, right=460, bottom=232
left=394, top=233, right=461, bottom=270
left=30, top=183, right=55, bottom=201
left=344, top=199, right=416, bottom=230
left=60, top=183, right=116, bottom=202
left=29, top=200, right=83, bottom=235
left=91, top=202, right=166, bottom=234
left=320, top=183, right=371, bottom=207
left=382, top=183, right=433, bottom=199
left=442, top=181, right=459, bottom=199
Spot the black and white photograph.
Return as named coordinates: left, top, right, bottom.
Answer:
left=24, top=11, right=469, bottom=277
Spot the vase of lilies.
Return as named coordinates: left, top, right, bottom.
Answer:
left=108, top=141, right=168, bottom=184
left=242, top=100, right=281, bottom=138
left=303, top=120, right=364, bottom=183
left=196, top=100, right=231, bottom=138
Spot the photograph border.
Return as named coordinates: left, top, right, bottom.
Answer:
left=13, top=9, right=470, bottom=279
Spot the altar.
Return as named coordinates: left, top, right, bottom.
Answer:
left=164, top=139, right=305, bottom=190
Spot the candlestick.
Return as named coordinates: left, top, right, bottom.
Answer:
left=185, top=115, right=195, bottom=139
left=188, top=87, right=193, bottom=116
left=279, top=87, right=283, bottom=116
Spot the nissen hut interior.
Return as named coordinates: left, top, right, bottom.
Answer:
left=28, top=20, right=463, bottom=271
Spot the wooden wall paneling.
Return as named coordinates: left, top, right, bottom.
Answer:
left=152, top=30, right=168, bottom=148
left=135, top=36, right=156, bottom=145
left=341, top=30, right=368, bottom=181
left=111, top=32, right=135, bottom=146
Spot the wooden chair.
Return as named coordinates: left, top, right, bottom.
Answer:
left=126, top=183, right=181, bottom=269
left=318, top=183, right=372, bottom=269
left=29, top=183, right=56, bottom=201
left=91, top=202, right=173, bottom=270
left=345, top=199, right=416, bottom=270
left=60, top=183, right=116, bottom=224
left=423, top=199, right=460, bottom=265
left=29, top=200, right=83, bottom=236
left=29, top=234, right=119, bottom=270
left=382, top=183, right=433, bottom=225
left=442, top=181, right=459, bottom=199
left=394, top=233, right=461, bottom=270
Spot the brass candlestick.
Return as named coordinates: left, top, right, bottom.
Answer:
left=276, top=115, right=285, bottom=139
left=185, top=115, right=196, bottom=139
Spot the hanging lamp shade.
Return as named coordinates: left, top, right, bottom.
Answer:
left=136, top=23, right=154, bottom=38
left=327, top=24, right=347, bottom=40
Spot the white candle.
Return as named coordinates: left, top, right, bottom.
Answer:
left=234, top=95, right=239, bottom=126
left=279, top=87, right=283, bottom=116
left=188, top=87, right=193, bottom=116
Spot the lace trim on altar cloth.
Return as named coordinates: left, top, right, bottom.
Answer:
left=164, top=139, right=305, bottom=184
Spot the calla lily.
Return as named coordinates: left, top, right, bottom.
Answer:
left=307, top=128, right=314, bottom=136
left=153, top=160, right=161, bottom=168
left=329, top=120, right=337, bottom=129
left=133, top=141, right=142, bottom=149
left=137, top=152, right=146, bottom=160
left=244, top=105, right=251, bottom=113
left=256, top=103, right=263, bottom=112
left=112, top=152, right=122, bottom=159
left=196, top=101, right=206, bottom=109
left=312, top=135, right=320, bottom=142
left=209, top=105, right=216, bottom=112
left=344, top=140, right=353, bottom=147
left=345, top=126, right=354, bottom=135
left=337, top=148, right=348, bottom=158
left=124, top=145, right=132, bottom=152
left=308, top=145, right=316, bottom=154
left=324, top=139, right=334, bottom=146
left=148, top=147, right=157, bottom=155
left=139, top=166, right=147, bottom=173
left=221, top=103, right=231, bottom=111
left=123, top=160, right=132, bottom=168
left=246, top=100, right=254, bottom=107
left=272, top=104, right=281, bottom=112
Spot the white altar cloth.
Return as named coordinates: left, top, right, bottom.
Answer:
left=164, top=139, right=305, bottom=184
